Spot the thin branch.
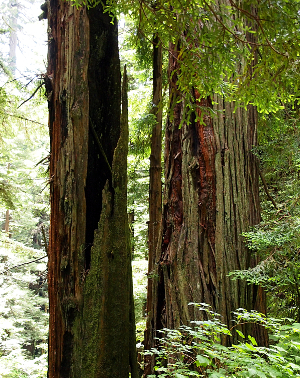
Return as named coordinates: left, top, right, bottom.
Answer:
left=35, top=154, right=50, bottom=167
left=21, top=76, right=36, bottom=90
left=0, top=59, right=11, bottom=77
left=41, top=225, right=48, bottom=255
left=202, top=0, right=259, bottom=48
left=259, top=169, right=278, bottom=209
left=17, top=82, right=44, bottom=108
left=228, top=0, right=287, bottom=57
left=0, top=110, right=47, bottom=126
left=89, top=117, right=112, bottom=172
left=2, top=255, right=47, bottom=274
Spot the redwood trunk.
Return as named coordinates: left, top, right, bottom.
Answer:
left=148, top=35, right=162, bottom=270
left=146, top=41, right=267, bottom=359
left=147, top=35, right=163, bottom=283
left=144, top=34, right=163, bottom=375
left=47, top=2, right=136, bottom=377
left=145, top=35, right=162, bottom=340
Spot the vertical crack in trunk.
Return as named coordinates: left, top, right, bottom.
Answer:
left=85, top=4, right=121, bottom=270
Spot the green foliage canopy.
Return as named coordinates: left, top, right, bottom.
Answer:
left=70, top=0, right=300, bottom=114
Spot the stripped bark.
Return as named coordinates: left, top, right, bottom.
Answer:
left=145, top=39, right=268, bottom=366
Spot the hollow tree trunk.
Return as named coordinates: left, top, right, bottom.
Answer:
left=145, top=40, right=267, bottom=361
left=47, top=2, right=137, bottom=377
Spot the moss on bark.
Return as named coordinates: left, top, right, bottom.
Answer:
left=47, top=2, right=137, bottom=377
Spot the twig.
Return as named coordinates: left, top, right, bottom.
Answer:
left=259, top=170, right=278, bottom=209
left=228, top=0, right=287, bottom=57
left=17, top=82, right=44, bottom=108
left=89, top=117, right=112, bottom=172
left=202, top=0, right=261, bottom=48
left=2, top=255, right=47, bottom=274
left=35, top=154, right=50, bottom=167
left=41, top=225, right=48, bottom=255
left=0, top=110, right=47, bottom=126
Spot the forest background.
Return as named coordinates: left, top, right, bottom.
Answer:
left=1, top=0, right=300, bottom=377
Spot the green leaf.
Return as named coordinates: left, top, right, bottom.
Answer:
left=248, top=335, right=258, bottom=346
left=256, top=372, right=267, bottom=378
left=248, top=368, right=258, bottom=376
left=287, top=363, right=300, bottom=371
left=245, top=342, right=257, bottom=351
left=208, top=372, right=225, bottom=378
left=248, top=368, right=267, bottom=378
left=196, top=355, right=211, bottom=367
left=236, top=329, right=245, bottom=338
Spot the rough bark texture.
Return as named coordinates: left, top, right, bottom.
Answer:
left=145, top=41, right=267, bottom=365
left=47, top=2, right=137, bottom=377
left=144, top=35, right=163, bottom=370
left=148, top=35, right=163, bottom=268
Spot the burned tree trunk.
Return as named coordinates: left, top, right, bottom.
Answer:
left=47, top=1, right=137, bottom=377
left=145, top=40, right=267, bottom=364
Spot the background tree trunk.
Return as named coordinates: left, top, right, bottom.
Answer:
left=47, top=2, right=137, bottom=377
left=144, top=34, right=163, bottom=376
left=147, top=35, right=163, bottom=283
left=4, top=209, right=9, bottom=234
left=8, top=0, right=18, bottom=75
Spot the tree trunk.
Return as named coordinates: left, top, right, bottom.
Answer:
left=4, top=164, right=11, bottom=236
left=144, top=33, right=163, bottom=355
left=147, top=35, right=163, bottom=271
left=8, top=1, right=17, bottom=75
left=145, top=40, right=267, bottom=362
left=4, top=209, right=9, bottom=234
left=47, top=2, right=137, bottom=377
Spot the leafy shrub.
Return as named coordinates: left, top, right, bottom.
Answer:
left=229, top=214, right=300, bottom=321
left=147, top=303, right=300, bottom=378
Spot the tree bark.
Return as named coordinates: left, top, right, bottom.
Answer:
left=47, top=2, right=137, bottom=377
left=144, top=34, right=163, bottom=375
left=145, top=39, right=268, bottom=363
left=148, top=35, right=163, bottom=270
left=4, top=209, right=9, bottom=234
